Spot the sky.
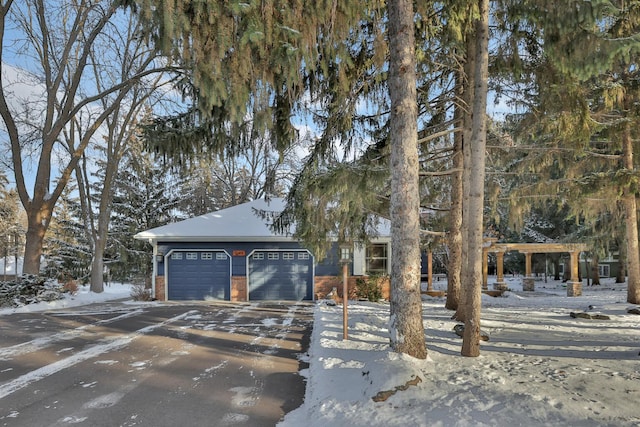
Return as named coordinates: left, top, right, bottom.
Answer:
left=1, top=276, right=638, bottom=426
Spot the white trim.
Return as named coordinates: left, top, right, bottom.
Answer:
left=164, top=249, right=232, bottom=301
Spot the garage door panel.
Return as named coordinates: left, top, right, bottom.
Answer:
left=168, top=251, right=230, bottom=300
left=248, top=251, right=313, bottom=301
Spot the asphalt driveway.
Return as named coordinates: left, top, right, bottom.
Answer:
left=0, top=300, right=312, bottom=427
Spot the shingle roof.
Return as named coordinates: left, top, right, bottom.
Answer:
left=134, top=198, right=390, bottom=243
left=134, top=198, right=290, bottom=242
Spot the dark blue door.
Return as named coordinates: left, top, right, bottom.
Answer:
left=248, top=250, right=313, bottom=300
left=167, top=251, right=230, bottom=300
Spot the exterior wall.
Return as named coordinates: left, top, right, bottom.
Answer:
left=154, top=276, right=165, bottom=301
left=231, top=276, right=247, bottom=301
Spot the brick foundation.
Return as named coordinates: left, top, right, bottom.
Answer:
left=231, top=276, right=248, bottom=301
left=154, top=276, right=165, bottom=301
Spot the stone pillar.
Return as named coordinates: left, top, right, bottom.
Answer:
left=493, top=251, right=507, bottom=290
left=567, top=281, right=582, bottom=296
left=523, top=277, right=535, bottom=291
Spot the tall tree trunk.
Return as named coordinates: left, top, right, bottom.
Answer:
left=446, top=72, right=464, bottom=311
left=462, top=0, right=489, bottom=358
left=387, top=0, right=427, bottom=359
left=454, top=28, right=477, bottom=323
left=622, top=118, right=640, bottom=303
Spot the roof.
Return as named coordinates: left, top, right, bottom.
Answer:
left=134, top=198, right=291, bottom=242
left=134, top=198, right=391, bottom=243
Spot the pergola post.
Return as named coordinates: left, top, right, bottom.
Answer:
left=523, top=252, right=535, bottom=291
left=567, top=251, right=582, bottom=297
left=494, top=251, right=507, bottom=291
left=427, top=250, right=433, bottom=292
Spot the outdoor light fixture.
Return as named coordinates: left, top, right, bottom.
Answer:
left=156, top=254, right=163, bottom=263
left=339, top=244, right=351, bottom=264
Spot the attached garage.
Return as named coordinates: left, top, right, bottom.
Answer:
left=248, top=250, right=314, bottom=300
left=134, top=198, right=391, bottom=302
left=167, top=250, right=230, bottom=300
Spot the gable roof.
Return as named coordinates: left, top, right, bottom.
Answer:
left=134, top=198, right=390, bottom=243
left=134, top=198, right=290, bottom=242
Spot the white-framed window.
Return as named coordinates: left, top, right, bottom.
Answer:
left=298, top=252, right=310, bottom=260
left=216, top=252, right=227, bottom=260
left=201, top=252, right=213, bottom=260
left=366, top=243, right=388, bottom=274
left=268, top=252, right=279, bottom=260
left=598, top=264, right=610, bottom=277
left=171, top=252, right=183, bottom=260
left=253, top=252, right=264, bottom=260
left=283, top=252, right=294, bottom=260
left=186, top=252, right=198, bottom=260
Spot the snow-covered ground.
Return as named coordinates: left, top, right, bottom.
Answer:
left=1, top=278, right=638, bottom=426
left=281, top=277, right=640, bottom=427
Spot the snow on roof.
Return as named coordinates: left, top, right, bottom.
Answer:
left=135, top=198, right=391, bottom=243
left=134, top=198, right=291, bottom=242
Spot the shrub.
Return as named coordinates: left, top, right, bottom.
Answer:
left=0, top=275, right=65, bottom=308
left=355, top=275, right=384, bottom=302
left=130, top=284, right=154, bottom=301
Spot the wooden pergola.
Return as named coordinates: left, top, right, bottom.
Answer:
left=483, top=240, right=589, bottom=296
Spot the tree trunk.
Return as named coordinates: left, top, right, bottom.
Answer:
left=387, top=0, right=427, bottom=359
left=616, top=237, right=626, bottom=283
left=461, top=0, right=489, bottom=358
left=590, top=253, right=600, bottom=285
left=446, top=72, right=464, bottom=312
left=622, top=118, right=640, bottom=303
left=23, top=204, right=52, bottom=275
left=454, top=26, right=477, bottom=323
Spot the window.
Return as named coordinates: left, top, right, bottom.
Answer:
left=216, top=253, right=227, bottom=260
left=171, top=252, right=183, bottom=260
left=253, top=252, right=264, bottom=260
left=298, top=252, right=310, bottom=260
left=283, top=252, right=294, bottom=260
left=366, top=244, right=388, bottom=274
left=201, top=253, right=213, bottom=260
left=186, top=252, right=197, bottom=260
left=268, top=252, right=279, bottom=260
left=598, top=264, right=610, bottom=277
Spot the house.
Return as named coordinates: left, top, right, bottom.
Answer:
left=134, top=198, right=392, bottom=301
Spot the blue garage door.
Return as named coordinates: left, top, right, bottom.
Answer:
left=167, top=251, right=230, bottom=300
left=248, top=250, right=314, bottom=300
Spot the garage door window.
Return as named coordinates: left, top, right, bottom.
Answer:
left=171, top=252, right=183, bottom=260
left=216, top=253, right=227, bottom=260
left=283, top=252, right=294, bottom=260
left=268, top=253, right=279, bottom=260
left=201, top=252, right=213, bottom=260
left=253, top=252, right=264, bottom=260
left=186, top=252, right=197, bottom=260
left=298, top=252, right=309, bottom=260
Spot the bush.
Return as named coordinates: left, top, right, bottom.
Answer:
left=355, top=275, right=384, bottom=302
left=0, top=275, right=65, bottom=308
left=130, top=284, right=154, bottom=301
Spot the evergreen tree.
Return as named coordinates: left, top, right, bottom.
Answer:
left=110, top=137, right=183, bottom=285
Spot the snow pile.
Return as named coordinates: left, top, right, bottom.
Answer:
left=281, top=278, right=640, bottom=427
left=0, top=282, right=132, bottom=314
